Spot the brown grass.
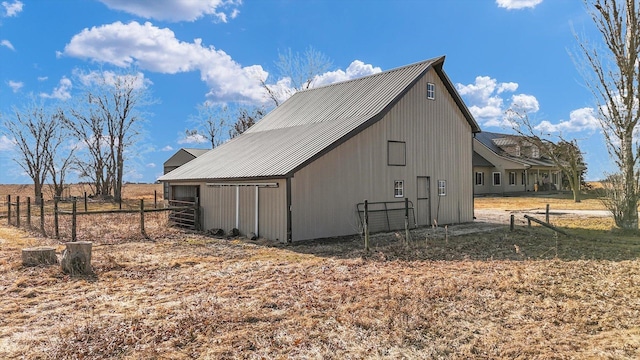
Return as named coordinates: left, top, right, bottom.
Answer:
left=0, top=183, right=163, bottom=203
left=1, top=195, right=639, bottom=358
left=474, top=193, right=607, bottom=211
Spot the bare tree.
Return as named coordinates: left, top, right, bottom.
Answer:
left=575, top=0, right=640, bottom=228
left=1, top=101, right=66, bottom=204
left=229, top=106, right=265, bottom=139
left=260, top=46, right=333, bottom=106
left=61, top=70, right=152, bottom=202
left=507, top=110, right=586, bottom=202
left=187, top=103, right=232, bottom=149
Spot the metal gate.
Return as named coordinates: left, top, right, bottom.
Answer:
left=168, top=199, right=200, bottom=230
left=356, top=200, right=416, bottom=233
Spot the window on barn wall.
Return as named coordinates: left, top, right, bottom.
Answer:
left=509, top=172, right=516, bottom=185
left=475, top=172, right=484, bottom=185
left=388, top=141, right=406, bottom=166
left=394, top=180, right=404, bottom=198
left=438, top=180, right=446, bottom=196
left=427, top=83, right=435, bottom=100
left=493, top=172, right=502, bottom=186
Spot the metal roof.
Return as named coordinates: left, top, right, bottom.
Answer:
left=159, top=56, right=479, bottom=182
left=474, top=131, right=557, bottom=168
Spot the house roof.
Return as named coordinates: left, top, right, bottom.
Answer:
left=474, top=131, right=557, bottom=168
left=159, top=56, right=480, bottom=182
left=183, top=148, right=210, bottom=157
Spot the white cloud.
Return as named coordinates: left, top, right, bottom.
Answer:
left=7, top=80, right=22, bottom=92
left=313, top=60, right=382, bottom=87
left=62, top=21, right=267, bottom=103
left=456, top=75, right=539, bottom=128
left=40, top=76, right=72, bottom=100
left=74, top=69, right=150, bottom=90
left=97, top=0, right=241, bottom=23
left=510, top=94, right=539, bottom=113
left=178, top=132, right=207, bottom=144
left=37, top=76, right=48, bottom=82
left=162, top=145, right=174, bottom=151
left=62, top=21, right=380, bottom=105
left=534, top=107, right=600, bottom=133
left=146, top=162, right=156, bottom=168
left=0, top=135, right=15, bottom=150
left=496, top=0, right=543, bottom=10
left=1, top=39, right=14, bottom=50
left=2, top=0, right=23, bottom=17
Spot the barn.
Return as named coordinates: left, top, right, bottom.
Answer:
left=159, top=56, right=480, bottom=242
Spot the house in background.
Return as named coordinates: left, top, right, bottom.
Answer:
left=162, top=148, right=209, bottom=200
left=159, top=56, right=480, bottom=242
left=473, top=131, right=561, bottom=195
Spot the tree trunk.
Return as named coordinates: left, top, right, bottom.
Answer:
left=61, top=241, right=93, bottom=275
left=22, top=247, right=57, bottom=266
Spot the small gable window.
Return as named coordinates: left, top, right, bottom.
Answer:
left=427, top=83, right=435, bottom=100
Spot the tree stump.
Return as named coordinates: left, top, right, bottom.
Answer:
left=61, top=241, right=93, bottom=275
left=22, top=247, right=58, bottom=266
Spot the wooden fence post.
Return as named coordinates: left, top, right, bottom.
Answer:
left=154, top=190, right=157, bottom=209
left=54, top=197, right=59, bottom=239
left=545, top=204, right=550, bottom=224
left=140, top=199, right=146, bottom=236
left=364, top=199, right=369, bottom=252
left=71, top=199, right=77, bottom=242
left=40, top=193, right=45, bottom=235
left=16, top=196, right=20, bottom=228
left=26, top=197, right=31, bottom=228
left=510, top=214, right=515, bottom=231
left=84, top=192, right=88, bottom=212
left=6, top=195, right=10, bottom=226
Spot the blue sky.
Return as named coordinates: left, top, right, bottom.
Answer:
left=0, top=0, right=610, bottom=184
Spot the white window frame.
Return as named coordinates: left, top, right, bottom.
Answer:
left=394, top=180, right=404, bottom=198
left=509, top=172, right=516, bottom=186
left=427, top=82, right=435, bottom=100
left=475, top=172, right=484, bottom=186
left=438, top=180, right=446, bottom=196
left=493, top=172, right=502, bottom=186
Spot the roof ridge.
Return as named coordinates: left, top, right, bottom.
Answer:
left=294, top=56, right=444, bottom=94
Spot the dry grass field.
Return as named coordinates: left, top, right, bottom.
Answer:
left=0, top=183, right=163, bottom=203
left=1, top=190, right=639, bottom=359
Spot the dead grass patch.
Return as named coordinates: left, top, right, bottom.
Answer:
left=1, top=212, right=639, bottom=359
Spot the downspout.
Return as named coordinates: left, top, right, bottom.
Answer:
left=255, top=185, right=259, bottom=236
left=286, top=176, right=292, bottom=243
left=235, top=185, right=239, bottom=229
left=472, top=133, right=476, bottom=220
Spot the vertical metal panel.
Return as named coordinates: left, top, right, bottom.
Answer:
left=291, top=68, right=475, bottom=241
left=200, top=179, right=287, bottom=241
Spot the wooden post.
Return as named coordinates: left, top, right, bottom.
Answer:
left=404, top=197, right=409, bottom=245
left=119, top=197, right=122, bottom=210
left=16, top=196, right=20, bottom=228
left=26, top=197, right=31, bottom=228
left=140, top=199, right=146, bottom=236
left=71, top=199, right=77, bottom=242
left=364, top=200, right=369, bottom=252
left=194, top=196, right=201, bottom=231
left=545, top=204, right=550, bottom=224
left=510, top=214, right=515, bottom=231
left=54, top=197, right=59, bottom=239
left=39, top=192, right=45, bottom=235
left=6, top=195, right=10, bottom=226
left=154, top=190, right=157, bottom=209
left=84, top=192, right=88, bottom=212
left=527, top=216, right=532, bottom=227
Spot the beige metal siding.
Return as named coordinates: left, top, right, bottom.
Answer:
left=291, top=68, right=474, bottom=241
left=200, top=179, right=287, bottom=241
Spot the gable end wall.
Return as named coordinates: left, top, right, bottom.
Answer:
left=291, top=68, right=474, bottom=241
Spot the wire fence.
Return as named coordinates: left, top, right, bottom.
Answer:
left=2, top=194, right=197, bottom=244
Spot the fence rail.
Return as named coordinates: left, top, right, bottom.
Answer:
left=3, top=193, right=199, bottom=243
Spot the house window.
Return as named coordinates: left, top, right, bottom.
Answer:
left=388, top=141, right=406, bottom=166
left=394, top=180, right=404, bottom=198
left=509, top=172, right=516, bottom=185
left=493, top=172, right=502, bottom=186
left=475, top=172, right=484, bottom=185
left=427, top=83, right=435, bottom=100
left=438, top=180, right=446, bottom=196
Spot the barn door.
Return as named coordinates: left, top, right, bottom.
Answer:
left=417, top=176, right=431, bottom=226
